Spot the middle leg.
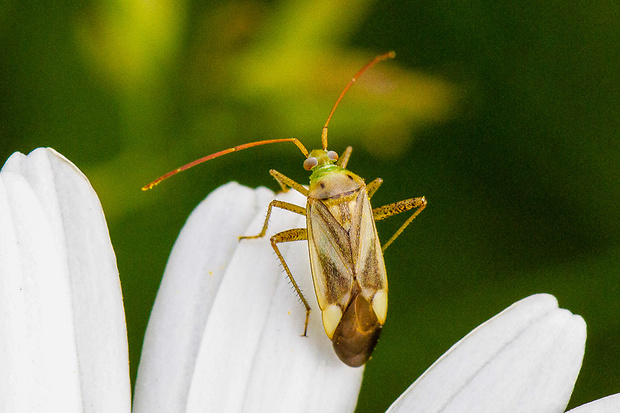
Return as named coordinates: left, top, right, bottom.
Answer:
left=373, top=197, right=427, bottom=251
left=269, top=228, right=312, bottom=336
left=240, top=200, right=305, bottom=240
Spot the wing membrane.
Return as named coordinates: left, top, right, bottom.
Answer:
left=307, top=199, right=354, bottom=308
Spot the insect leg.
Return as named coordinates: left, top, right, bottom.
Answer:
left=270, top=228, right=312, bottom=336
left=269, top=169, right=309, bottom=196
left=240, top=200, right=305, bottom=240
left=337, top=146, right=353, bottom=168
left=366, top=178, right=383, bottom=199
left=372, top=197, right=427, bottom=251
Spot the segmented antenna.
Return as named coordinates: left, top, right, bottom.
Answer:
left=142, top=138, right=308, bottom=190
left=142, top=51, right=396, bottom=190
left=321, top=51, right=396, bottom=150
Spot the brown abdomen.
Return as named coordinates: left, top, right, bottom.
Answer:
left=331, top=291, right=382, bottom=367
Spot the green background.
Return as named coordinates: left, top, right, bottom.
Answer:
left=1, top=0, right=618, bottom=411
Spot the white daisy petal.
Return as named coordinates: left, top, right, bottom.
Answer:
left=388, top=294, right=586, bottom=413
left=566, top=394, right=620, bottom=412
left=0, top=148, right=130, bottom=412
left=134, top=182, right=268, bottom=411
left=134, top=182, right=363, bottom=413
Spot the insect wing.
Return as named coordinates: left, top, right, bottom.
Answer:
left=350, top=189, right=388, bottom=311
left=307, top=188, right=388, bottom=366
left=306, top=197, right=354, bottom=316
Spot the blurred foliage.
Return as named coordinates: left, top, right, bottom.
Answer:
left=0, top=0, right=618, bottom=412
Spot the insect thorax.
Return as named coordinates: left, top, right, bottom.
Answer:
left=308, top=167, right=365, bottom=200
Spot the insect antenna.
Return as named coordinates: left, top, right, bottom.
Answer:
left=143, top=138, right=309, bottom=190
left=143, top=51, right=395, bottom=190
left=321, top=51, right=396, bottom=150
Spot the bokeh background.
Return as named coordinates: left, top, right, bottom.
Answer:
left=1, top=0, right=619, bottom=411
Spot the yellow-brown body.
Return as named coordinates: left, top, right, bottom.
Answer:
left=307, top=166, right=388, bottom=367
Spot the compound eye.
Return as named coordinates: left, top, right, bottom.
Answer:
left=327, top=150, right=338, bottom=161
left=303, top=157, right=318, bottom=170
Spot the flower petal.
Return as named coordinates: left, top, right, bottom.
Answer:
left=134, top=182, right=269, bottom=411
left=134, top=182, right=363, bottom=413
left=387, top=294, right=586, bottom=413
left=566, top=394, right=620, bottom=412
left=0, top=148, right=130, bottom=412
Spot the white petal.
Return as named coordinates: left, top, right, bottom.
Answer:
left=134, top=182, right=363, bottom=413
left=0, top=161, right=80, bottom=410
left=134, top=182, right=266, bottom=412
left=388, top=294, right=586, bottom=413
left=0, top=148, right=130, bottom=412
left=566, top=394, right=620, bottom=412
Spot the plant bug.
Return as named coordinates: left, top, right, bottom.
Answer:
left=143, top=51, right=427, bottom=367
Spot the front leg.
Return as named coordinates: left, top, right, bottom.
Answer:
left=270, top=169, right=309, bottom=196
left=337, top=146, right=353, bottom=168
left=373, top=197, right=427, bottom=251
left=366, top=178, right=383, bottom=200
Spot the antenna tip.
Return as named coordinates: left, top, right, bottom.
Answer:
left=387, top=51, right=396, bottom=58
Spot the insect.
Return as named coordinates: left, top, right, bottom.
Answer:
left=143, top=51, right=427, bottom=367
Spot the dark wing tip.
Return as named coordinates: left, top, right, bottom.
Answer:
left=331, top=293, right=383, bottom=367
